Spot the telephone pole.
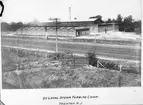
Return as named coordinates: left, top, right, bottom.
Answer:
left=55, top=18, right=58, bottom=53
left=50, top=18, right=60, bottom=53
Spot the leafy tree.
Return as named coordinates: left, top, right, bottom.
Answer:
left=112, top=19, right=116, bottom=22
left=123, top=15, right=134, bottom=32
left=117, top=14, right=123, bottom=24
left=1, top=22, right=10, bottom=31
left=116, top=14, right=124, bottom=31
left=133, top=20, right=141, bottom=29
left=10, top=22, right=23, bottom=31
left=1, top=21, right=24, bottom=32
left=32, top=18, right=40, bottom=26
left=106, top=18, right=112, bottom=23
left=123, top=15, right=133, bottom=26
left=133, top=20, right=141, bottom=34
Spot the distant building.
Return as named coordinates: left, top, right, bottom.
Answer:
left=16, top=18, right=119, bottom=37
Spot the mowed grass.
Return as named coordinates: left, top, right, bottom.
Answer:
left=2, top=47, right=141, bottom=89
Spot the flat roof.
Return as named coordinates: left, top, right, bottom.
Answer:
left=59, top=18, right=97, bottom=22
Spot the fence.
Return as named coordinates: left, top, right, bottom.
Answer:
left=5, top=46, right=140, bottom=74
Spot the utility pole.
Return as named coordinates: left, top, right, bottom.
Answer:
left=49, top=18, right=60, bottom=53
left=55, top=18, right=58, bottom=53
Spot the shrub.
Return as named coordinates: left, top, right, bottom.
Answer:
left=122, top=66, right=141, bottom=74
left=87, top=52, right=98, bottom=67
left=17, top=49, right=25, bottom=57
left=100, top=61, right=119, bottom=70
left=51, top=53, right=64, bottom=60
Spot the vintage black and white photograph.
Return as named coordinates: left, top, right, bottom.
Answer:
left=1, top=0, right=141, bottom=89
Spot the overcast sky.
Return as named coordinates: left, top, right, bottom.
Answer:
left=2, top=0, right=142, bottom=23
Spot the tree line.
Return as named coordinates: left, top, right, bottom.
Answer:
left=1, top=22, right=23, bottom=32
left=89, top=14, right=141, bottom=33
left=113, top=14, right=141, bottom=33
left=1, top=19, right=39, bottom=32
left=1, top=14, right=141, bottom=34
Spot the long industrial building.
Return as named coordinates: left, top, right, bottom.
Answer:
left=16, top=18, right=119, bottom=37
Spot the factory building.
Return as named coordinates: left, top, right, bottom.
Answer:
left=16, top=18, right=118, bottom=37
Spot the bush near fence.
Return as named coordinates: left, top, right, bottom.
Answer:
left=87, top=51, right=98, bottom=67
left=98, top=60, right=141, bottom=74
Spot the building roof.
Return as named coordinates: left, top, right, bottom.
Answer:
left=40, top=18, right=103, bottom=27
left=23, top=19, right=117, bottom=28
left=98, top=23, right=118, bottom=26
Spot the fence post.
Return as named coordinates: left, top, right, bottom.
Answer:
left=86, top=56, right=87, bottom=65
left=15, top=65, right=22, bottom=89
left=61, top=54, right=64, bottom=70
left=97, top=60, right=99, bottom=68
left=73, top=56, right=75, bottom=69
left=118, top=64, right=122, bottom=87
left=87, top=56, right=89, bottom=66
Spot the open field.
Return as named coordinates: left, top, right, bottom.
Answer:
left=77, top=32, right=141, bottom=41
left=2, top=47, right=141, bottom=89
left=2, top=32, right=141, bottom=89
left=1, top=36, right=141, bottom=61
left=2, top=31, right=141, bottom=45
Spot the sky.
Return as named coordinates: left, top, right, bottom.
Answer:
left=1, top=0, right=142, bottom=23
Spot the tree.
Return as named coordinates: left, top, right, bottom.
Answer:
left=1, top=22, right=10, bottom=32
left=106, top=18, right=112, bottom=23
left=10, top=22, right=23, bottom=31
left=116, top=14, right=124, bottom=31
left=133, top=20, right=141, bottom=34
left=29, top=18, right=40, bottom=26
left=124, top=15, right=133, bottom=24
left=123, top=15, right=134, bottom=32
left=1, top=22, right=24, bottom=32
left=112, top=19, right=116, bottom=22
left=133, top=20, right=141, bottom=28
left=116, top=14, right=123, bottom=24
left=74, top=17, right=77, bottom=20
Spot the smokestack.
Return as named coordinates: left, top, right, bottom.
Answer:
left=69, top=7, right=71, bottom=20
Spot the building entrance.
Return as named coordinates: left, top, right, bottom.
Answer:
left=76, top=29, right=89, bottom=37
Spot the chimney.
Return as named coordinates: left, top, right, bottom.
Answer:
left=69, top=7, right=71, bottom=20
